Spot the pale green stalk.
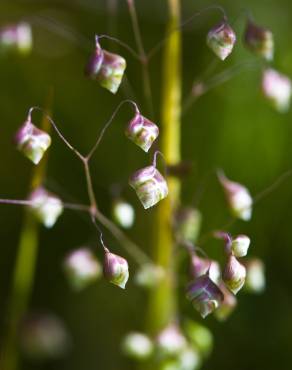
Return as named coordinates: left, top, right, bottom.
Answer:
left=146, top=0, right=181, bottom=334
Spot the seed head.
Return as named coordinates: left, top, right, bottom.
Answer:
left=0, top=22, right=32, bottom=55
left=29, top=187, right=63, bottom=228
left=63, top=248, right=101, bottom=291
left=15, top=119, right=51, bottom=165
left=103, top=250, right=129, bottom=289
left=245, top=258, right=265, bottom=293
left=244, top=20, right=274, bottom=61
left=190, top=255, right=221, bottom=285
left=218, top=171, right=252, bottom=221
left=231, top=235, right=250, bottom=257
left=223, top=255, right=246, bottom=294
left=85, top=38, right=126, bottom=94
left=186, top=274, right=224, bottom=318
left=129, top=165, right=168, bottom=209
left=207, top=21, right=236, bottom=60
left=112, top=199, right=135, bottom=229
left=262, top=68, right=292, bottom=113
left=125, top=111, right=159, bottom=152
left=156, top=324, right=187, bottom=356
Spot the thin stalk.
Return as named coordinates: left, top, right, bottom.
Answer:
left=83, top=160, right=97, bottom=213
left=0, top=198, right=89, bottom=212
left=95, top=209, right=151, bottom=265
left=146, top=0, right=182, bottom=335
left=127, top=0, right=154, bottom=116
left=1, top=91, right=54, bottom=370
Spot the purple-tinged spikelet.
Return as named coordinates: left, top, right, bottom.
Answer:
left=15, top=119, right=51, bottom=165
left=29, top=187, right=63, bottom=228
left=186, top=274, right=224, bottom=318
left=244, top=258, right=265, bottom=293
left=129, top=165, right=168, bottom=209
left=223, top=255, right=246, bottom=294
left=85, top=38, right=126, bottom=94
left=218, top=171, right=253, bottom=221
left=262, top=68, right=292, bottom=113
left=207, top=21, right=236, bottom=60
left=85, top=39, right=104, bottom=77
left=190, top=255, right=220, bottom=284
left=125, top=112, right=159, bottom=152
left=0, top=22, right=32, bottom=55
left=64, top=248, right=101, bottom=291
left=103, top=250, right=129, bottom=289
left=231, top=235, right=250, bottom=257
left=244, top=20, right=274, bottom=61
left=156, top=324, right=187, bottom=356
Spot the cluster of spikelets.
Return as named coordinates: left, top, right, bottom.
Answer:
left=0, top=8, right=289, bottom=367
left=206, top=16, right=291, bottom=112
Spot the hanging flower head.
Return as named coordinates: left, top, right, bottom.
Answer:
left=63, top=248, right=101, bottom=291
left=85, top=37, right=126, bottom=94
left=244, top=258, right=265, bottom=293
left=129, top=164, right=168, bottom=209
left=103, top=250, right=129, bottom=289
left=186, top=274, right=224, bottom=318
left=262, top=68, right=292, bottom=113
left=15, top=116, right=51, bottom=165
left=156, top=324, right=187, bottom=356
left=244, top=20, right=274, bottom=61
left=223, top=255, right=246, bottom=294
left=218, top=171, right=253, bottom=221
left=230, top=235, right=250, bottom=257
left=207, top=21, right=236, bottom=60
left=29, top=187, right=63, bottom=228
left=112, top=199, right=135, bottom=229
left=0, top=22, right=32, bottom=55
left=190, top=254, right=221, bottom=284
left=125, top=110, right=159, bottom=152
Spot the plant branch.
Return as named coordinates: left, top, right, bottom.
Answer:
left=126, top=0, right=154, bottom=116
left=86, top=99, right=138, bottom=161
left=28, top=107, right=84, bottom=161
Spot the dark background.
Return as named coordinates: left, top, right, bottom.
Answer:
left=0, top=0, right=292, bottom=369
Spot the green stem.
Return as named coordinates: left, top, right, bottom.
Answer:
left=1, top=91, right=54, bottom=370
left=146, top=0, right=181, bottom=334
left=127, top=0, right=154, bottom=116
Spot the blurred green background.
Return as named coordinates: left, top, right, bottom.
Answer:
left=1, top=0, right=292, bottom=369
